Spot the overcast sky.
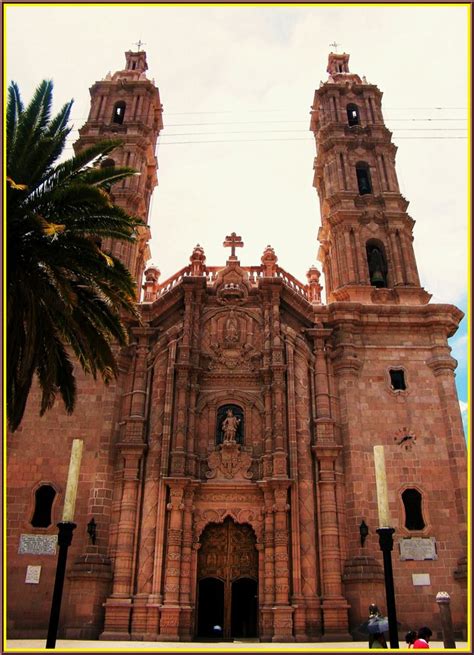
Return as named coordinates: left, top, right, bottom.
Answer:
left=5, top=4, right=469, bottom=418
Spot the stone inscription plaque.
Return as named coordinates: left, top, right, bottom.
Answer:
left=399, top=537, right=437, bottom=561
left=18, top=534, right=57, bottom=556
left=25, top=565, right=42, bottom=584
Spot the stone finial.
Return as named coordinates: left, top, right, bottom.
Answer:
left=190, top=243, right=206, bottom=276
left=436, top=591, right=451, bottom=603
left=261, top=245, right=278, bottom=277
left=143, top=263, right=160, bottom=301
left=306, top=265, right=323, bottom=304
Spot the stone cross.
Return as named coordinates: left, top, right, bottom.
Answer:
left=223, top=232, right=244, bottom=259
left=134, top=39, right=146, bottom=51
left=329, top=41, right=341, bottom=52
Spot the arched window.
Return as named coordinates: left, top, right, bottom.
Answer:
left=366, top=240, right=388, bottom=288
left=31, top=485, right=56, bottom=528
left=356, top=161, right=372, bottom=195
left=216, top=404, right=244, bottom=445
left=112, top=101, right=126, bottom=125
left=347, top=103, right=360, bottom=126
left=402, top=488, right=425, bottom=530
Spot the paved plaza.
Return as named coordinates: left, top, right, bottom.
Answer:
left=4, top=639, right=470, bottom=653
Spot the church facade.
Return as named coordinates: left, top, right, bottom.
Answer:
left=7, top=50, right=467, bottom=642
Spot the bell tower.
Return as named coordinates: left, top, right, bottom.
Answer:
left=310, top=52, right=430, bottom=305
left=74, top=49, right=163, bottom=292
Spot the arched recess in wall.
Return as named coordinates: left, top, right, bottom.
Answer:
left=30, top=483, right=58, bottom=528
left=346, top=103, right=360, bottom=126
left=112, top=100, right=126, bottom=124
left=355, top=161, right=372, bottom=195
left=401, top=487, right=426, bottom=531
left=366, top=239, right=388, bottom=288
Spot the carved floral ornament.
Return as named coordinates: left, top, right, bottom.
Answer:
left=202, top=308, right=262, bottom=372
left=193, top=507, right=263, bottom=545
left=206, top=440, right=252, bottom=481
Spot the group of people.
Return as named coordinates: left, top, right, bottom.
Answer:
left=405, top=627, right=433, bottom=649
left=367, top=604, right=433, bottom=649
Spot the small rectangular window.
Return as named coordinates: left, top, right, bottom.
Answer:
left=390, top=369, right=406, bottom=391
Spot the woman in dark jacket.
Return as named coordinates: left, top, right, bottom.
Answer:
left=368, top=604, right=388, bottom=649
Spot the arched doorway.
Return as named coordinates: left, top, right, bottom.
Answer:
left=196, top=517, right=258, bottom=640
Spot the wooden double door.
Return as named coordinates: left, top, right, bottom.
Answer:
left=196, top=518, right=258, bottom=640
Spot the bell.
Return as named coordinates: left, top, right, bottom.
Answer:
left=370, top=268, right=385, bottom=287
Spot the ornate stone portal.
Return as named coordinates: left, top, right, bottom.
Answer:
left=196, top=519, right=258, bottom=639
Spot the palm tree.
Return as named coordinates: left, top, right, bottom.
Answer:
left=7, top=79, right=142, bottom=432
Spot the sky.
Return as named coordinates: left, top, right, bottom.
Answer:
left=5, top=3, right=469, bottom=428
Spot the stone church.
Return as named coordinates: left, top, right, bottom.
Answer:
left=7, top=50, right=467, bottom=642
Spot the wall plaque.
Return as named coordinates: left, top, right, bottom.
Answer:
left=18, top=534, right=57, bottom=556
left=399, top=537, right=437, bottom=561
left=25, top=565, right=42, bottom=584
left=412, top=573, right=431, bottom=586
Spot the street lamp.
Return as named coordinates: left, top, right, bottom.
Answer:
left=374, top=445, right=399, bottom=649
left=46, top=439, right=83, bottom=649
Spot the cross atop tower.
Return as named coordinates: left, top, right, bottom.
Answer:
left=134, top=39, right=146, bottom=52
left=329, top=41, right=341, bottom=53
left=223, top=232, right=244, bottom=260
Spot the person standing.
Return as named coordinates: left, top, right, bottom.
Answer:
left=405, top=630, right=418, bottom=647
left=413, top=626, right=432, bottom=648
left=368, top=604, right=388, bottom=649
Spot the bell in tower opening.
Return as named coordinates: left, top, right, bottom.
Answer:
left=367, top=242, right=388, bottom=288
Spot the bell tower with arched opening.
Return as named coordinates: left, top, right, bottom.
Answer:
left=74, top=49, right=163, bottom=293
left=310, top=51, right=430, bottom=305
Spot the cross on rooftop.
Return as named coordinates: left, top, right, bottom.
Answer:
left=134, top=39, right=146, bottom=51
left=329, top=41, right=341, bottom=52
left=223, top=232, right=244, bottom=259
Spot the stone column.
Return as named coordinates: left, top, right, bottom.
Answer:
left=179, top=486, right=196, bottom=640
left=343, top=228, right=357, bottom=284
left=427, top=347, right=467, bottom=538
left=150, top=327, right=179, bottom=626
left=354, top=226, right=370, bottom=285
left=132, top=345, right=168, bottom=639
left=309, top=328, right=350, bottom=639
left=170, top=286, right=193, bottom=476
left=388, top=228, right=404, bottom=286
left=159, top=480, right=187, bottom=640
left=312, top=445, right=350, bottom=638
left=436, top=591, right=456, bottom=648
left=101, top=444, right=145, bottom=640
left=102, top=329, right=151, bottom=639
left=284, top=335, right=305, bottom=640
left=258, top=486, right=275, bottom=641
left=294, top=344, right=321, bottom=639
left=272, top=482, right=294, bottom=642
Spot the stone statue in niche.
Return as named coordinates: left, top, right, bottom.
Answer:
left=222, top=409, right=241, bottom=443
left=207, top=405, right=251, bottom=480
left=216, top=405, right=244, bottom=445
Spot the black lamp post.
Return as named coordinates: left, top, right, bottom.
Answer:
left=45, top=522, right=76, bottom=649
left=45, top=439, right=83, bottom=649
left=373, top=445, right=399, bottom=649
left=376, top=527, right=399, bottom=649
